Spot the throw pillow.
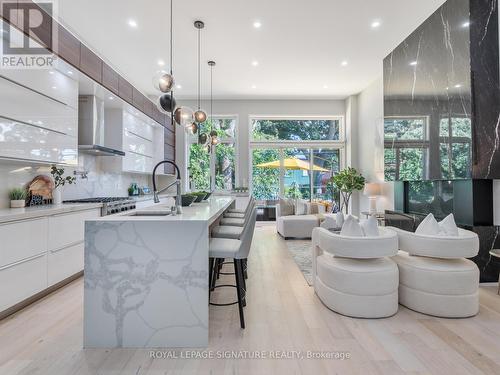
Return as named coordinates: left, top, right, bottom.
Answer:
left=415, top=213, right=442, bottom=235
left=295, top=199, right=308, bottom=215
left=361, top=215, right=379, bottom=237
left=279, top=198, right=295, bottom=216
left=439, top=214, right=459, bottom=236
left=320, top=215, right=337, bottom=229
left=340, top=215, right=364, bottom=237
left=310, top=202, right=319, bottom=214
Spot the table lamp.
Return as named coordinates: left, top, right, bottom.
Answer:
left=364, top=183, right=381, bottom=214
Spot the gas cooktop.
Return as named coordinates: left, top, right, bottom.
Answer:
left=64, top=197, right=136, bottom=215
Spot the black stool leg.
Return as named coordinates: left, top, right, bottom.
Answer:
left=234, top=259, right=245, bottom=329
left=243, top=259, right=248, bottom=279
left=209, top=257, right=214, bottom=295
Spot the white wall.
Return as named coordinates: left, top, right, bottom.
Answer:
left=355, top=77, right=394, bottom=214
left=176, top=99, right=346, bottom=191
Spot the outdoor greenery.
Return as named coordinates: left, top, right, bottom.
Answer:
left=384, top=117, right=472, bottom=181
left=330, top=167, right=365, bottom=213
left=252, top=119, right=340, bottom=141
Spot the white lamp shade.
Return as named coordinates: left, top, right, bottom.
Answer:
left=364, top=182, right=382, bottom=197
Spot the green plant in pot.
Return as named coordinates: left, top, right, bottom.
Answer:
left=9, top=187, right=27, bottom=208
left=192, top=192, right=207, bottom=202
left=50, top=165, right=76, bottom=205
left=330, top=167, right=365, bottom=214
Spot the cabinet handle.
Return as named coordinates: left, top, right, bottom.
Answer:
left=50, top=241, right=83, bottom=254
left=0, top=253, right=45, bottom=271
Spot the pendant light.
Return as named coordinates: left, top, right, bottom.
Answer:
left=156, top=0, right=176, bottom=114
left=193, top=21, right=207, bottom=124
left=208, top=60, right=219, bottom=146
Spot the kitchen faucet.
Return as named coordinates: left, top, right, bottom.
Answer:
left=152, top=160, right=182, bottom=214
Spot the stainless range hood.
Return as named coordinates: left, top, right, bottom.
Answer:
left=78, top=95, right=125, bottom=156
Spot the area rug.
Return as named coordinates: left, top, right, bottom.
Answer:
left=285, top=240, right=313, bottom=286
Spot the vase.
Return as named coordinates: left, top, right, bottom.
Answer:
left=52, top=187, right=62, bottom=205
left=10, top=200, right=26, bottom=208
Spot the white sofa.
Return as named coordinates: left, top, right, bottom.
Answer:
left=389, top=226, right=480, bottom=318
left=312, top=227, right=399, bottom=318
left=276, top=204, right=325, bottom=239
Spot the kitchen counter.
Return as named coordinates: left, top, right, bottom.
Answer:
left=0, top=203, right=103, bottom=224
left=83, top=196, right=235, bottom=348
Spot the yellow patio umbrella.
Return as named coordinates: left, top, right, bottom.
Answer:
left=256, top=157, right=329, bottom=172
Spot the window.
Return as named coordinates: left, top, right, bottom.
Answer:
left=188, top=116, right=237, bottom=191
left=250, top=116, right=344, bottom=205
left=252, top=118, right=341, bottom=141
left=439, top=117, right=472, bottom=179
left=384, top=117, right=428, bottom=181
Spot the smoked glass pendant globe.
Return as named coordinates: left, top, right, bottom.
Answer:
left=156, top=93, right=176, bottom=114
left=153, top=70, right=175, bottom=93
left=174, top=106, right=195, bottom=127
left=185, top=122, right=198, bottom=135
left=194, top=109, right=207, bottom=123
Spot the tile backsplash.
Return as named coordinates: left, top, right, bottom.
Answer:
left=0, top=155, right=174, bottom=209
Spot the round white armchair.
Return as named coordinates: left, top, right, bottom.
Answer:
left=312, top=227, right=399, bottom=318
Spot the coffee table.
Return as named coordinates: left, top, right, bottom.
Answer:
left=489, top=249, right=500, bottom=295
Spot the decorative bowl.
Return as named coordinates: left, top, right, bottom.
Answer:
left=181, top=194, right=197, bottom=207
left=192, top=192, right=207, bottom=202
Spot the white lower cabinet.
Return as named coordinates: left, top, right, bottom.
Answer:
left=0, top=207, right=101, bottom=314
left=0, top=253, right=47, bottom=312
left=48, top=242, right=84, bottom=287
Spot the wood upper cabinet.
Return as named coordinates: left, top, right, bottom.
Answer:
left=102, top=63, right=119, bottom=95
left=56, top=25, right=80, bottom=67
left=80, top=44, right=102, bottom=82
left=132, top=88, right=145, bottom=112
left=118, top=76, right=133, bottom=104
left=164, top=128, right=175, bottom=146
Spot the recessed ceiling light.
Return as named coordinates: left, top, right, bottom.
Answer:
left=253, top=21, right=262, bottom=29
left=128, top=19, right=138, bottom=28
left=371, top=20, right=381, bottom=28
left=157, top=59, right=165, bottom=66
left=49, top=70, right=54, bottom=74
left=323, top=84, right=328, bottom=89
left=67, top=70, right=73, bottom=75
left=454, top=84, right=462, bottom=88
left=251, top=84, right=257, bottom=89
left=409, top=61, right=418, bottom=66
left=51, top=86, right=57, bottom=89
left=176, top=84, right=182, bottom=89
left=462, top=21, right=470, bottom=28
left=109, top=96, right=114, bottom=100
left=341, top=60, right=348, bottom=66
left=252, top=60, right=259, bottom=67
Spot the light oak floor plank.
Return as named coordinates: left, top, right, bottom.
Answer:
left=0, top=224, right=499, bottom=375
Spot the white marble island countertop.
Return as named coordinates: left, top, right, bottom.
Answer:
left=0, top=203, right=103, bottom=224
left=96, top=196, right=234, bottom=226
left=83, top=196, right=235, bottom=348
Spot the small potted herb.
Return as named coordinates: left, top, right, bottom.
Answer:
left=50, top=165, right=76, bottom=204
left=9, top=187, right=27, bottom=208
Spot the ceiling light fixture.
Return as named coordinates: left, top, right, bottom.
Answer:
left=462, top=21, right=470, bottom=28
left=176, top=84, right=182, bottom=89
left=454, top=84, right=462, bottom=88
left=157, top=59, right=165, bottom=66
left=193, top=20, right=208, bottom=125
left=109, top=96, right=114, bottom=100
left=253, top=21, right=262, bottom=29
left=409, top=61, right=418, bottom=66
left=323, top=84, right=328, bottom=89
left=251, top=84, right=257, bottom=89
left=371, top=20, right=381, bottom=28
left=128, top=19, right=138, bottom=28
left=252, top=60, right=259, bottom=67
left=341, top=60, right=348, bottom=66
left=67, top=70, right=73, bottom=75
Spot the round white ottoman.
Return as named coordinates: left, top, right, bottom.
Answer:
left=315, top=255, right=399, bottom=318
left=392, top=251, right=479, bottom=318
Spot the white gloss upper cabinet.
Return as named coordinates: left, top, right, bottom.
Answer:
left=123, top=112, right=154, bottom=141
left=0, top=118, right=77, bottom=165
left=0, top=76, right=78, bottom=137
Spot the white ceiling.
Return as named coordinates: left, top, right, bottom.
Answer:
left=56, top=0, right=446, bottom=100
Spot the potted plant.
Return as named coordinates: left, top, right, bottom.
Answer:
left=50, top=165, right=76, bottom=205
left=330, top=167, right=365, bottom=214
left=9, top=187, right=27, bottom=208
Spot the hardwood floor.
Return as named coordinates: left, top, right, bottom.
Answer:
left=1, top=223, right=500, bottom=375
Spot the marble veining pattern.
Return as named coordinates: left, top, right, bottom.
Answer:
left=84, top=220, right=209, bottom=348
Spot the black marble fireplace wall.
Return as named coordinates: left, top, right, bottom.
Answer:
left=383, top=0, right=500, bottom=282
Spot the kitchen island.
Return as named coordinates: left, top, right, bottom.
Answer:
left=83, top=196, right=234, bottom=348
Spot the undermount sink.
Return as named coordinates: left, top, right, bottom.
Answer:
left=127, top=210, right=172, bottom=217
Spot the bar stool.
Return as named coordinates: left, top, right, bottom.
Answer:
left=214, top=201, right=255, bottom=239
left=226, top=197, right=255, bottom=215
left=209, top=208, right=257, bottom=328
